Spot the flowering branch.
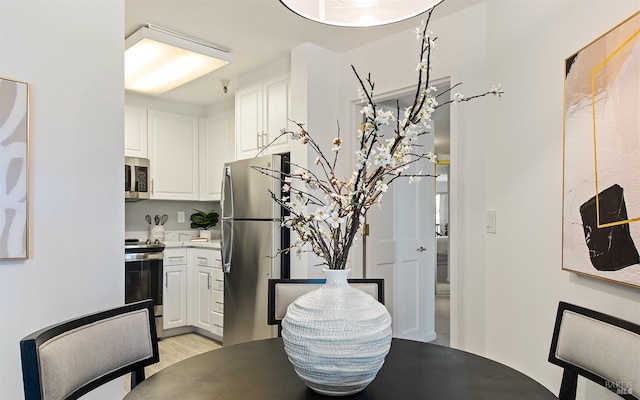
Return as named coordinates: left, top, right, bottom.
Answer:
left=253, top=5, right=503, bottom=269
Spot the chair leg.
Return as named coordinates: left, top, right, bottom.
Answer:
left=131, top=368, right=146, bottom=389
left=558, top=370, right=578, bottom=400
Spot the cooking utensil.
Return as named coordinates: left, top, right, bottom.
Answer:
left=145, top=215, right=152, bottom=225
left=154, top=215, right=160, bottom=225
left=160, top=214, right=168, bottom=225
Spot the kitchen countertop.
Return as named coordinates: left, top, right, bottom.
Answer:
left=163, top=240, right=221, bottom=249
left=125, top=230, right=221, bottom=250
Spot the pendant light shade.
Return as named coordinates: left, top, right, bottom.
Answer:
left=279, top=0, right=444, bottom=27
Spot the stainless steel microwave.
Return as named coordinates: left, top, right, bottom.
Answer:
left=125, top=157, right=150, bottom=201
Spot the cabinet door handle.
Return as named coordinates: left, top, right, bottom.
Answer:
left=262, top=132, right=268, bottom=149
left=208, top=275, right=212, bottom=290
left=165, top=273, right=168, bottom=288
left=151, top=179, right=154, bottom=194
left=256, top=131, right=261, bottom=149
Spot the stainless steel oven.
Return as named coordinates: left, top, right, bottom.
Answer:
left=125, top=239, right=164, bottom=338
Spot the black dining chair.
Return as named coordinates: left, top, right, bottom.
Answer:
left=548, top=301, right=640, bottom=400
left=20, top=300, right=160, bottom=400
left=267, top=277, right=385, bottom=336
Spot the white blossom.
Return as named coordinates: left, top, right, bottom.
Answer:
left=376, top=109, right=395, bottom=125
left=409, top=171, right=422, bottom=184
left=328, top=211, right=344, bottom=228
left=288, top=129, right=301, bottom=140
left=357, top=87, right=367, bottom=103
left=314, top=207, right=331, bottom=221
left=375, top=181, right=388, bottom=193
left=332, top=137, right=342, bottom=152
left=360, top=104, right=374, bottom=118
left=491, top=84, right=504, bottom=98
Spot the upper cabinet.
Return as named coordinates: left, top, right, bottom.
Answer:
left=126, top=106, right=233, bottom=202
left=199, top=112, right=234, bottom=201
left=148, top=110, right=199, bottom=200
left=124, top=106, right=148, bottom=158
left=235, top=75, right=289, bottom=160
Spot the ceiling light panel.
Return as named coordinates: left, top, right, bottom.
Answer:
left=125, top=25, right=232, bottom=95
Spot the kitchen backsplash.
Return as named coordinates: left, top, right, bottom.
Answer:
left=125, top=199, right=220, bottom=234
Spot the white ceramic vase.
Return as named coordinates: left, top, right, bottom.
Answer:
left=281, top=268, right=392, bottom=396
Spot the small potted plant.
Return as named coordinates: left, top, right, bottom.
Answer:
left=190, top=209, right=219, bottom=240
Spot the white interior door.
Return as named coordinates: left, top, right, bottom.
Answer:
left=366, top=104, right=436, bottom=342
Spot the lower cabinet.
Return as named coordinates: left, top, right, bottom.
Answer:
left=164, top=247, right=223, bottom=340
left=193, top=265, right=213, bottom=330
left=211, top=257, right=224, bottom=337
left=163, top=264, right=188, bottom=329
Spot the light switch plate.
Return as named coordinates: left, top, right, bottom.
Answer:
left=486, top=209, right=496, bottom=234
left=178, top=211, right=185, bottom=223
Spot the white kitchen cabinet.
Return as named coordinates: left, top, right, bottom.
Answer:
left=199, top=112, right=233, bottom=201
left=164, top=248, right=188, bottom=330
left=188, top=248, right=223, bottom=339
left=148, top=110, right=199, bottom=200
left=211, top=255, right=224, bottom=338
left=191, top=248, right=215, bottom=331
left=124, top=106, right=148, bottom=158
left=193, top=265, right=213, bottom=330
left=235, top=76, right=289, bottom=160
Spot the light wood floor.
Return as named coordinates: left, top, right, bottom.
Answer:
left=124, top=333, right=222, bottom=393
left=432, top=295, right=450, bottom=347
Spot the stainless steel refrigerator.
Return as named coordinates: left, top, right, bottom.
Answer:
left=221, top=154, right=290, bottom=346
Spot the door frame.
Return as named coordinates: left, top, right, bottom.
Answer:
left=345, top=78, right=459, bottom=343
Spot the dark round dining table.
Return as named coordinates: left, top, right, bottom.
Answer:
left=124, top=337, right=558, bottom=399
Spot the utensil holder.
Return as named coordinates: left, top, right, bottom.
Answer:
left=148, top=224, right=165, bottom=242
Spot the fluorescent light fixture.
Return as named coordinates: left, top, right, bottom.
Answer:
left=279, top=0, right=444, bottom=27
left=125, top=24, right=232, bottom=95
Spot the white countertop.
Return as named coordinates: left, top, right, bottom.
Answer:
left=126, top=230, right=221, bottom=250
left=163, top=240, right=221, bottom=249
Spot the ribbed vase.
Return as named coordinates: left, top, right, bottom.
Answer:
left=281, top=269, right=392, bottom=396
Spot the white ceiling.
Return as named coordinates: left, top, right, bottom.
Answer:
left=125, top=0, right=484, bottom=108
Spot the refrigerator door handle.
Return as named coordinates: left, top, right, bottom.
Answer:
left=221, top=166, right=234, bottom=273
left=221, top=166, right=234, bottom=219
left=221, top=220, right=233, bottom=274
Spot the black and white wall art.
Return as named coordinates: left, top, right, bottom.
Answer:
left=0, top=77, right=28, bottom=260
left=563, top=11, right=640, bottom=288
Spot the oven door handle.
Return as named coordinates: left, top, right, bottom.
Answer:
left=125, top=252, right=164, bottom=262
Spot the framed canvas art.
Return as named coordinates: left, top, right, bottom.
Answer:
left=562, top=11, right=640, bottom=288
left=0, top=77, right=29, bottom=260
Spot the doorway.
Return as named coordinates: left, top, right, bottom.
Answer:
left=363, top=80, right=451, bottom=345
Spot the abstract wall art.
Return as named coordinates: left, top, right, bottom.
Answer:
left=0, top=77, right=29, bottom=260
left=563, top=11, right=640, bottom=288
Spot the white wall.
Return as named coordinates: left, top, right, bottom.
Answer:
left=126, top=92, right=206, bottom=117
left=341, top=1, right=640, bottom=398
left=0, top=1, right=125, bottom=399
left=484, top=1, right=640, bottom=399
left=289, top=43, right=343, bottom=278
